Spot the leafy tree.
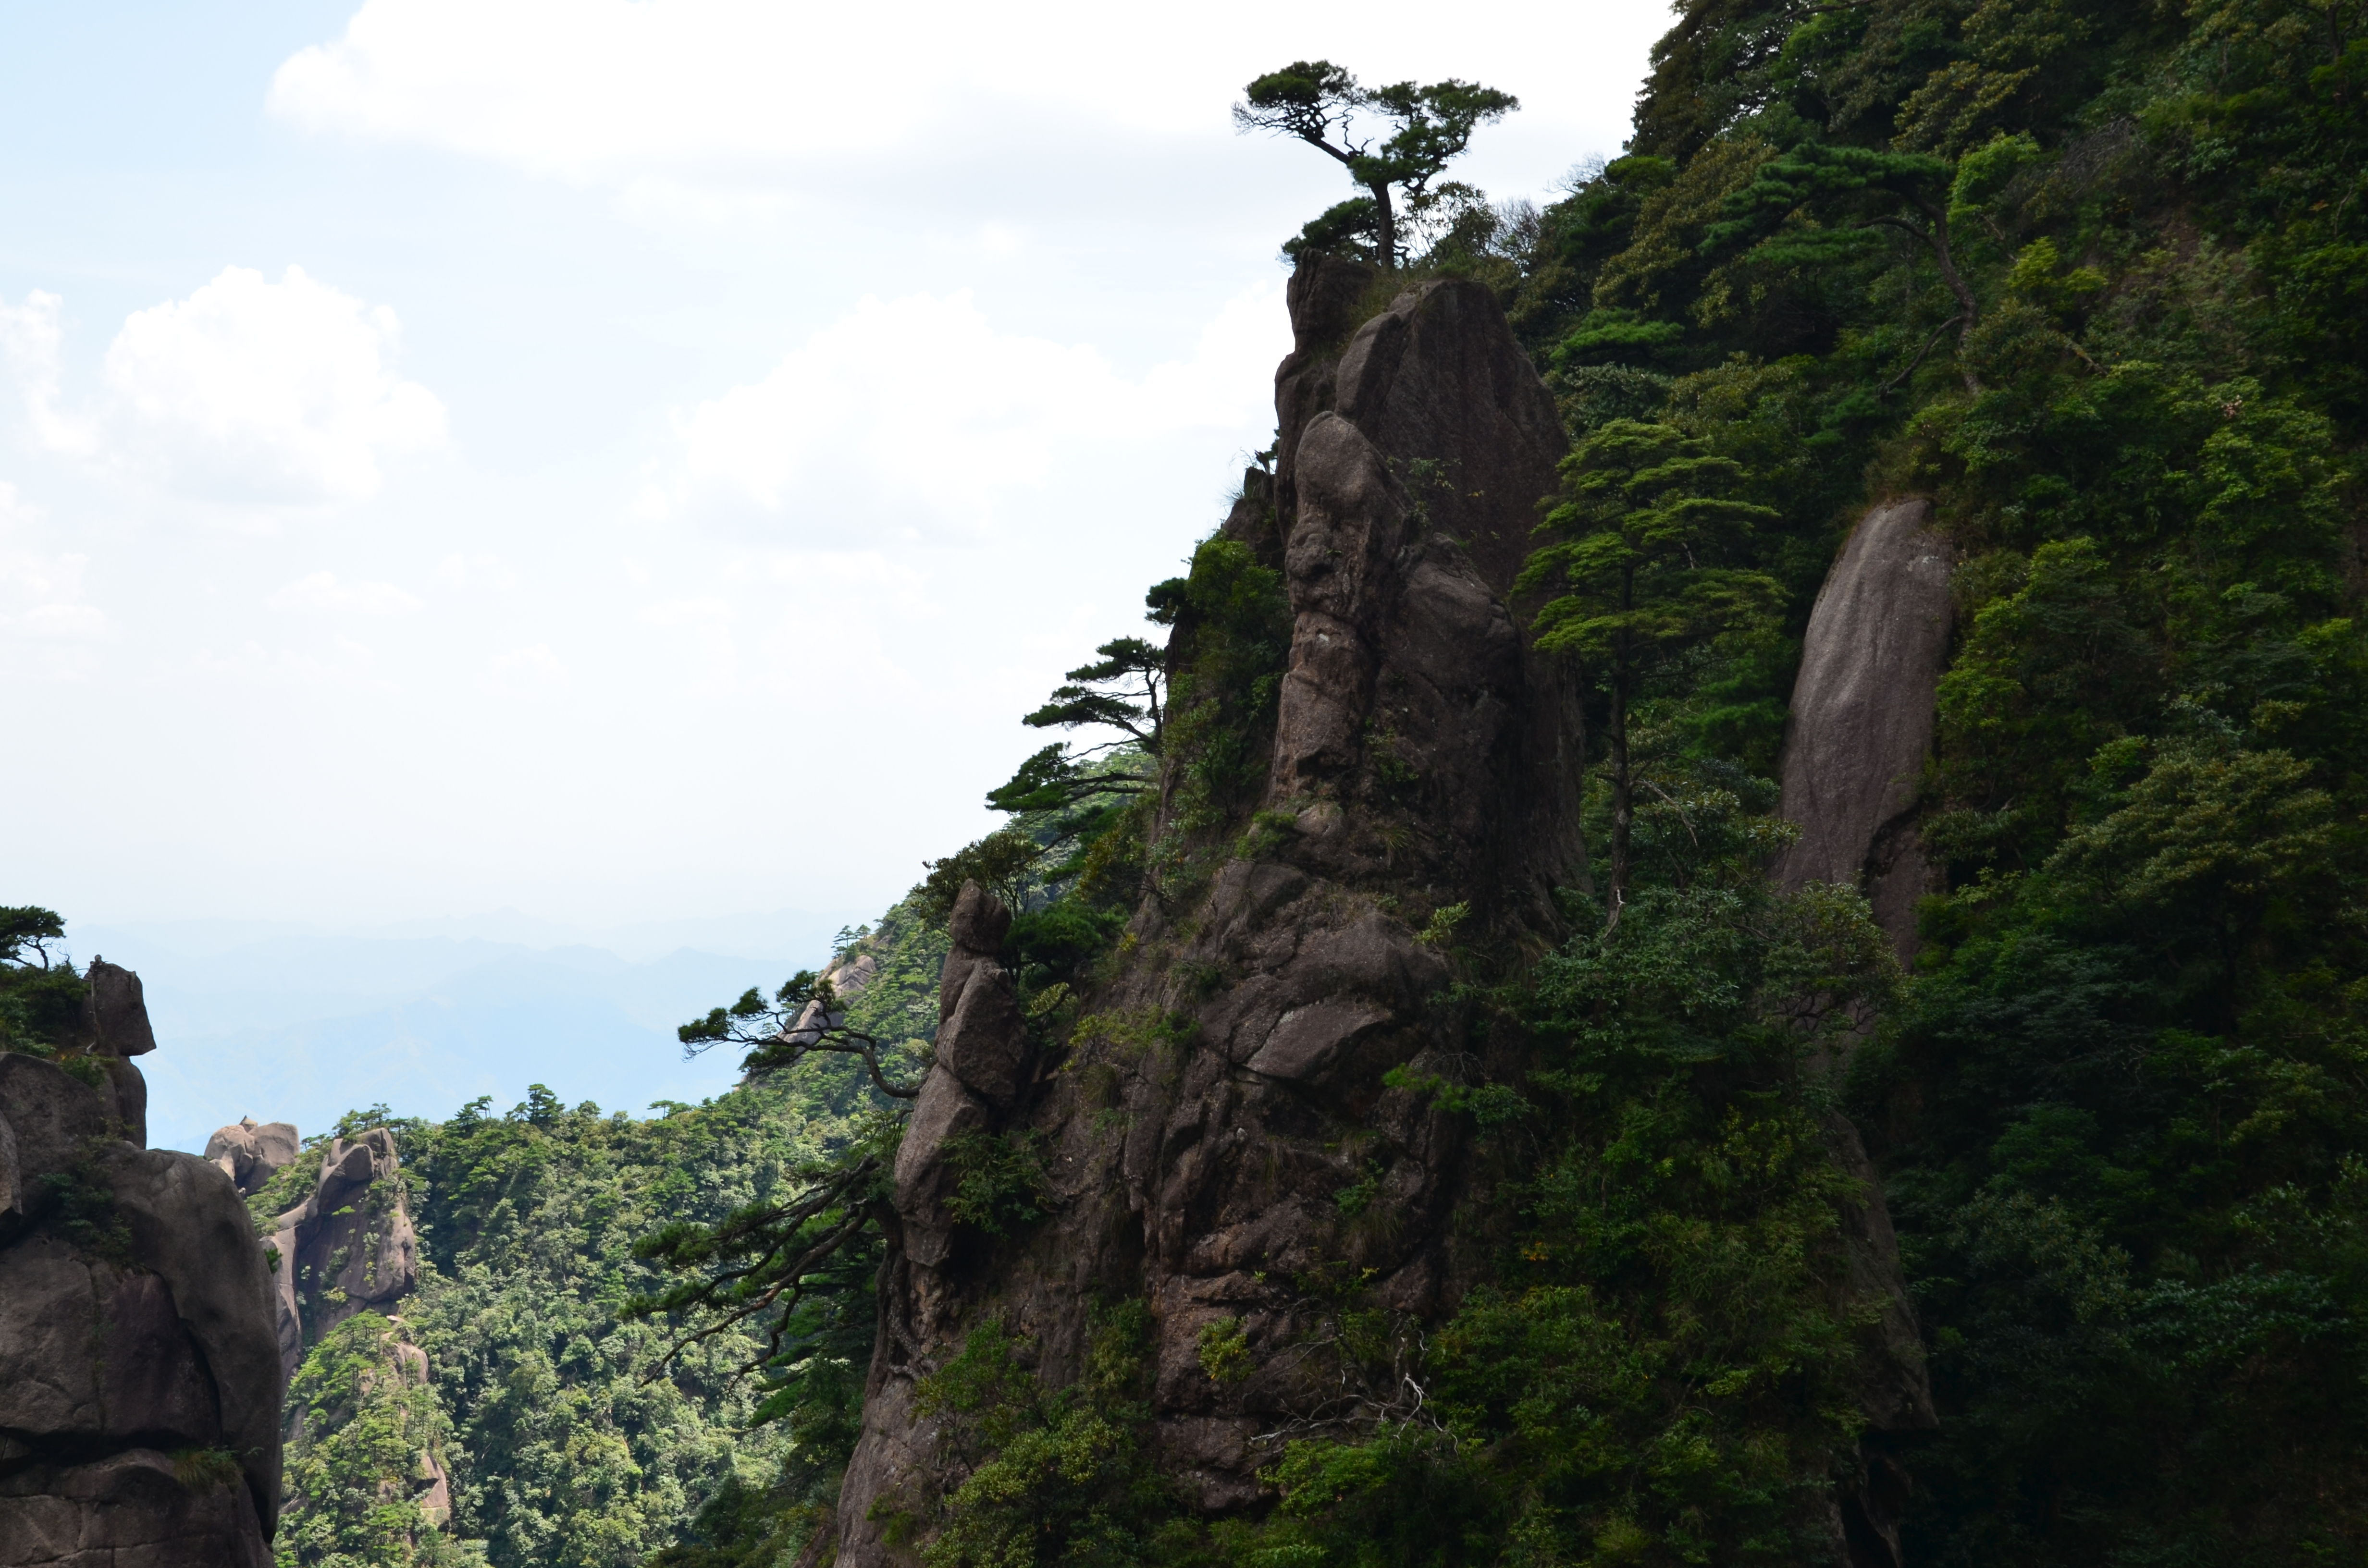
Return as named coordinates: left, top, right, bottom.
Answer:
left=1703, top=143, right=1982, bottom=391
left=911, top=1305, right=1170, bottom=1568
left=678, top=970, right=924, bottom=1102
left=0, top=904, right=85, bottom=1056
left=1024, top=638, right=1167, bottom=758
left=261, top=1067, right=902, bottom=1568
left=1517, top=421, right=1782, bottom=927
left=639, top=965, right=921, bottom=1378
left=1233, top=60, right=1518, bottom=266
left=987, top=635, right=1168, bottom=820
left=917, top=826, right=1054, bottom=921
left=1145, top=533, right=1293, bottom=835
left=0, top=905, right=65, bottom=968
left=276, top=1313, right=482, bottom=1568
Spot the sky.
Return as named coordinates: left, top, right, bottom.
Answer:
left=1, top=0, right=1672, bottom=1145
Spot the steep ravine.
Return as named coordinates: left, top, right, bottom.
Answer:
left=837, top=267, right=1937, bottom=1563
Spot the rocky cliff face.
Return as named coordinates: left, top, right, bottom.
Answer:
left=835, top=267, right=1593, bottom=1560
left=830, top=264, right=1948, bottom=1567
left=0, top=968, right=284, bottom=1568
left=260, top=1127, right=419, bottom=1380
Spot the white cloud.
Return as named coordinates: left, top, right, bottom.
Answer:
left=0, top=267, right=446, bottom=507
left=0, top=295, right=85, bottom=459
left=645, top=283, right=1284, bottom=535
left=439, top=552, right=517, bottom=589
left=0, top=480, right=107, bottom=644
left=269, top=571, right=424, bottom=614
left=635, top=595, right=737, bottom=692
left=187, top=635, right=397, bottom=691
left=267, top=0, right=1664, bottom=197
left=488, top=643, right=567, bottom=688
left=270, top=0, right=1231, bottom=181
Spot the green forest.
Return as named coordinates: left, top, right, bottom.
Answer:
left=11, top=0, right=2368, bottom=1562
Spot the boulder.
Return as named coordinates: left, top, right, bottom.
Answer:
left=947, top=881, right=1013, bottom=955
left=98, top=1057, right=147, bottom=1148
left=938, top=881, right=1014, bottom=1019
left=1774, top=499, right=1952, bottom=1545
left=0, top=1054, right=115, bottom=1222
left=1327, top=277, right=1570, bottom=593
left=75, top=959, right=157, bottom=1057
left=1263, top=280, right=1580, bottom=922
left=268, top=1212, right=305, bottom=1373
left=0, top=1238, right=222, bottom=1453
left=893, top=883, right=1023, bottom=1268
left=937, top=961, right=1029, bottom=1109
left=0, top=1111, right=20, bottom=1242
left=892, top=1070, right=991, bottom=1270
left=204, top=1116, right=299, bottom=1196
left=1271, top=255, right=1381, bottom=533
left=1775, top=497, right=1955, bottom=956
left=1245, top=999, right=1394, bottom=1083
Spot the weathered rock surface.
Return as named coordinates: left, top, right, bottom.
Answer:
left=0, top=963, right=283, bottom=1568
left=1776, top=496, right=1955, bottom=957
left=0, top=1450, right=270, bottom=1568
left=893, top=884, right=1011, bottom=1273
left=836, top=267, right=1589, bottom=1562
left=1775, top=498, right=1952, bottom=1567
left=269, top=1127, right=419, bottom=1377
left=76, top=959, right=158, bottom=1058
left=205, top=1116, right=300, bottom=1196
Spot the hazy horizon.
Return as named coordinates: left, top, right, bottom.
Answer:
left=6, top=0, right=1666, bottom=1127
left=81, top=903, right=872, bottom=1154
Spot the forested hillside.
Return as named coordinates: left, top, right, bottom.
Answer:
left=734, top=0, right=2367, bottom=1560
left=19, top=2, right=2366, bottom=1565
left=1474, top=0, right=2368, bottom=1558
left=260, top=903, right=946, bottom=1568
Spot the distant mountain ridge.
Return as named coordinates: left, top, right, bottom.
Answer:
left=75, top=909, right=866, bottom=1153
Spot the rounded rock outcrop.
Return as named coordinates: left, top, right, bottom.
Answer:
left=204, top=1117, right=300, bottom=1197
left=1775, top=496, right=1955, bottom=957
